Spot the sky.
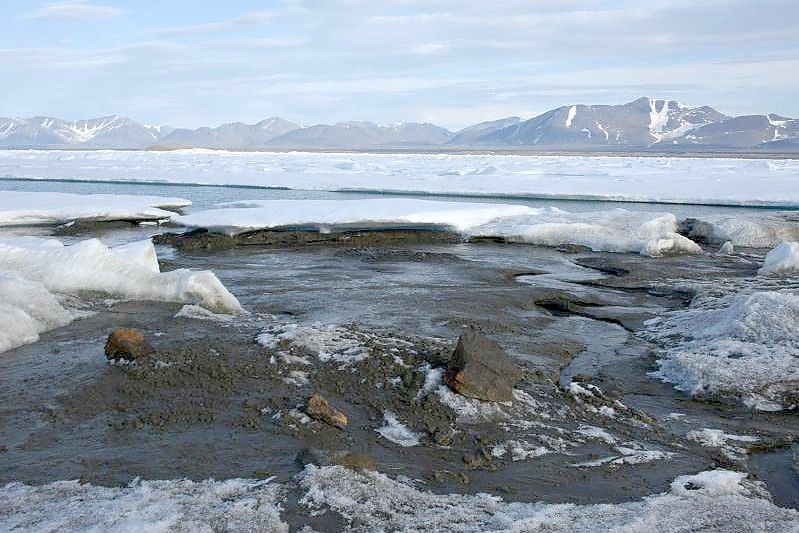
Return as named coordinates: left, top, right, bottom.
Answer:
left=2, top=0, right=798, bottom=129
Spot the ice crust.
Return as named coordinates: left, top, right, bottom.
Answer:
left=3, top=467, right=795, bottom=532
left=0, top=478, right=287, bottom=532
left=645, top=289, right=799, bottom=410
left=0, top=190, right=190, bottom=226
left=2, top=150, right=799, bottom=207
left=0, top=237, right=243, bottom=353
left=376, top=411, right=422, bottom=447
left=297, top=465, right=797, bottom=532
left=175, top=199, right=702, bottom=257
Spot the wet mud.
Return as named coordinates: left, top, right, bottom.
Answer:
left=1, top=231, right=797, bottom=521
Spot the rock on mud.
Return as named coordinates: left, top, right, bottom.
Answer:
left=104, top=328, right=155, bottom=361
left=306, top=393, right=348, bottom=429
left=443, top=330, right=522, bottom=403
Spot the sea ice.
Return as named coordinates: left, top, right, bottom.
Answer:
left=175, top=199, right=702, bottom=257
left=645, top=289, right=799, bottom=409
left=758, top=241, right=799, bottom=276
left=0, top=190, right=190, bottom=226
left=0, top=237, right=243, bottom=353
left=0, top=274, right=73, bottom=353
left=2, top=150, right=798, bottom=207
left=681, top=213, right=799, bottom=247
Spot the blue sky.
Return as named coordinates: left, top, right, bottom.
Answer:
left=2, top=0, right=798, bottom=129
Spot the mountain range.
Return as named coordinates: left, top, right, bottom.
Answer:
left=2, top=98, right=797, bottom=152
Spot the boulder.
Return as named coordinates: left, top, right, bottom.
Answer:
left=443, top=330, right=522, bottom=403
left=105, top=328, right=154, bottom=361
left=306, top=393, right=348, bottom=429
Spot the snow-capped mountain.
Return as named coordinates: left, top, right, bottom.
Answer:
left=266, top=121, right=453, bottom=148
left=678, top=114, right=799, bottom=148
left=449, top=117, right=522, bottom=146
left=158, top=118, right=299, bottom=149
left=0, top=116, right=169, bottom=148
left=470, top=97, right=730, bottom=147
left=1, top=99, right=797, bottom=151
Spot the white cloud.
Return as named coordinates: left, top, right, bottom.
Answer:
left=22, top=1, right=124, bottom=21
left=410, top=43, right=450, bottom=55
left=148, top=11, right=276, bottom=36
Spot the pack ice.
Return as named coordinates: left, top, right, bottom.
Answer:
left=0, top=190, right=190, bottom=226
left=0, top=236, right=243, bottom=354
left=2, top=150, right=798, bottom=207
left=174, top=198, right=702, bottom=257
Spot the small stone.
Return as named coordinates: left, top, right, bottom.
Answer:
left=443, top=330, right=522, bottom=403
left=572, top=373, right=593, bottom=383
left=104, top=328, right=154, bottom=361
left=305, top=393, right=348, bottom=429
left=338, top=453, right=378, bottom=471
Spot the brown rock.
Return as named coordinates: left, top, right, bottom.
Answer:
left=306, top=393, right=348, bottom=429
left=572, top=373, right=593, bottom=383
left=104, top=328, right=154, bottom=361
left=443, top=330, right=522, bottom=403
left=338, top=453, right=378, bottom=471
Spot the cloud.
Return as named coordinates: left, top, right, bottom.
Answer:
left=148, top=11, right=276, bottom=37
left=22, top=1, right=124, bottom=21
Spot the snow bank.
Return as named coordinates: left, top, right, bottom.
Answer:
left=0, top=237, right=243, bottom=353
left=645, top=290, right=799, bottom=410
left=758, top=241, right=799, bottom=276
left=2, top=150, right=799, bottom=207
left=0, top=190, right=190, bottom=226
left=175, top=199, right=702, bottom=256
left=681, top=213, right=799, bottom=247
left=298, top=465, right=797, bottom=532
left=375, top=411, right=422, bottom=447
left=0, top=478, right=287, bottom=532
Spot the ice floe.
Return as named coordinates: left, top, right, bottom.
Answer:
left=0, top=274, right=73, bottom=353
left=0, top=236, right=243, bottom=353
left=175, top=199, right=702, bottom=257
left=2, top=150, right=799, bottom=206
left=680, top=212, right=799, bottom=247
left=644, top=288, right=799, bottom=410
left=0, top=190, right=190, bottom=226
left=759, top=241, right=799, bottom=276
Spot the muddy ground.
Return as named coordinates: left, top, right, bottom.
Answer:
left=1, top=228, right=797, bottom=530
